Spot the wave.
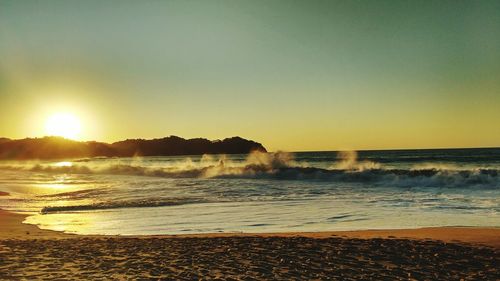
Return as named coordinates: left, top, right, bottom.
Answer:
left=1, top=151, right=499, bottom=188
left=40, top=198, right=209, bottom=214
left=39, top=188, right=110, bottom=199
left=215, top=166, right=500, bottom=188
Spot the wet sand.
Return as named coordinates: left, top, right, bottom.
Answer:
left=1, top=210, right=499, bottom=280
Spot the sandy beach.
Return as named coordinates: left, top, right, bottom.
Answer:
left=1, top=210, right=499, bottom=280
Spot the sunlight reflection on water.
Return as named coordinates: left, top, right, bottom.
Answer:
left=1, top=150, right=500, bottom=235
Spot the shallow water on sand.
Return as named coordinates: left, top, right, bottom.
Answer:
left=0, top=149, right=499, bottom=235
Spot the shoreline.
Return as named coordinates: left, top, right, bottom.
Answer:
left=1, top=209, right=499, bottom=279
left=2, top=209, right=499, bottom=248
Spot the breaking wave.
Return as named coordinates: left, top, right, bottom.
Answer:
left=40, top=198, right=209, bottom=214
left=1, top=151, right=499, bottom=188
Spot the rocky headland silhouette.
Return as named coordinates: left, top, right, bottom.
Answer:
left=0, top=136, right=267, bottom=160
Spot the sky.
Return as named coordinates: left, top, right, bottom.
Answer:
left=1, top=0, right=499, bottom=151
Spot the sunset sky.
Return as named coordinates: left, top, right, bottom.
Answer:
left=1, top=0, right=499, bottom=151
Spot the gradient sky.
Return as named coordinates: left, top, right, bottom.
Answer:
left=1, top=0, right=499, bottom=151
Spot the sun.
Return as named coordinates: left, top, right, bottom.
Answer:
left=45, top=113, right=82, bottom=140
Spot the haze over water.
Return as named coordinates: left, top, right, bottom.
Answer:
left=0, top=149, right=498, bottom=235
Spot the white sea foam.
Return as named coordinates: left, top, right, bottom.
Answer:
left=0, top=151, right=499, bottom=188
left=1, top=149, right=499, bottom=235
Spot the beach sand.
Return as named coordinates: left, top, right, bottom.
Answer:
left=1, top=210, right=499, bottom=280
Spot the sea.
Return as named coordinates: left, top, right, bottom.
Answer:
left=0, top=148, right=499, bottom=235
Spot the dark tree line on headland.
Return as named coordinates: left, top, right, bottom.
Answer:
left=0, top=136, right=267, bottom=160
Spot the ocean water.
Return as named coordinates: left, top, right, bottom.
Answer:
left=0, top=149, right=499, bottom=235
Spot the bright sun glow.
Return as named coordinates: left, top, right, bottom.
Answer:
left=45, top=113, right=82, bottom=140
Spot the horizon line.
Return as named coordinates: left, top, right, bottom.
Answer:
left=1, top=135, right=499, bottom=153
left=288, top=145, right=500, bottom=154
